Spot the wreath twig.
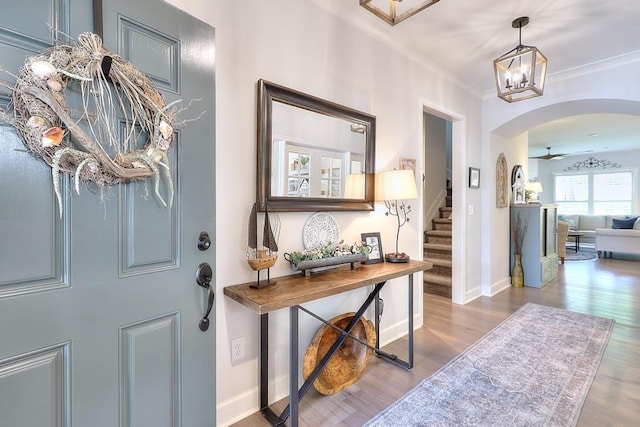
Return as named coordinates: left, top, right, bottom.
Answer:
left=3, top=32, right=181, bottom=217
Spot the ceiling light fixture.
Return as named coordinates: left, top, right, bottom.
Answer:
left=493, top=17, right=548, bottom=103
left=359, top=0, right=440, bottom=26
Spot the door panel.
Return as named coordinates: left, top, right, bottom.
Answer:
left=119, top=19, right=180, bottom=93
left=121, top=143, right=179, bottom=275
left=0, top=0, right=69, bottom=52
left=0, top=0, right=216, bottom=425
left=0, top=343, right=69, bottom=426
left=120, top=313, right=180, bottom=427
left=0, top=126, right=66, bottom=292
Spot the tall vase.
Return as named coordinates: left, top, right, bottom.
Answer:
left=511, top=254, right=524, bottom=287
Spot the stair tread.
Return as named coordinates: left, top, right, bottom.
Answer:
left=424, top=257, right=453, bottom=268
left=433, top=218, right=452, bottom=223
left=423, top=243, right=452, bottom=251
left=423, top=273, right=452, bottom=286
left=425, top=230, right=452, bottom=237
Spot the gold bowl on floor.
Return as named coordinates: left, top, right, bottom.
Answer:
left=302, top=312, right=376, bottom=395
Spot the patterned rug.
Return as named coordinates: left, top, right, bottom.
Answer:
left=365, top=303, right=614, bottom=427
left=566, top=249, right=598, bottom=261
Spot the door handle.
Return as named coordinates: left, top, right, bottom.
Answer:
left=195, top=263, right=214, bottom=331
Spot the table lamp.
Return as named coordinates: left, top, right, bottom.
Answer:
left=526, top=181, right=543, bottom=203
left=375, top=169, right=418, bottom=263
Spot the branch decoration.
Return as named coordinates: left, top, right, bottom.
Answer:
left=1, top=32, right=183, bottom=217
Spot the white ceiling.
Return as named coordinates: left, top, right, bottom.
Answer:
left=312, top=0, right=640, bottom=156
left=528, top=113, right=640, bottom=158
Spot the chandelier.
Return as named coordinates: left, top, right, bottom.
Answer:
left=360, top=0, right=440, bottom=26
left=493, top=17, right=548, bottom=103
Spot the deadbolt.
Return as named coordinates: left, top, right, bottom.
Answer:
left=198, top=231, right=211, bottom=251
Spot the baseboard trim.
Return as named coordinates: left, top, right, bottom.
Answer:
left=486, top=277, right=511, bottom=296
left=217, top=387, right=259, bottom=427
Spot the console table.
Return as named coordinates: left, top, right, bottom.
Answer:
left=224, top=260, right=432, bottom=426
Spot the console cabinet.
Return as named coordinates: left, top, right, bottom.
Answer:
left=510, top=204, right=558, bottom=288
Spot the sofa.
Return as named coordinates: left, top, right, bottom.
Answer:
left=558, top=214, right=640, bottom=258
left=556, top=214, right=613, bottom=244
left=594, top=216, right=640, bottom=258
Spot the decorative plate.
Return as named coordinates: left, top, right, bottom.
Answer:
left=302, top=212, right=340, bottom=250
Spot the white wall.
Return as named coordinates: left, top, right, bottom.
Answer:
left=165, top=1, right=484, bottom=425
left=480, top=132, right=529, bottom=296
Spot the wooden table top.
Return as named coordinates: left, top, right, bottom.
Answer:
left=223, top=260, right=432, bottom=314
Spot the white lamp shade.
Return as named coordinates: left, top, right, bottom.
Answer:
left=526, top=182, right=543, bottom=193
left=344, top=174, right=366, bottom=199
left=375, top=169, right=418, bottom=201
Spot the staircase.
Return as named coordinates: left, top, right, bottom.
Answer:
left=424, top=187, right=452, bottom=298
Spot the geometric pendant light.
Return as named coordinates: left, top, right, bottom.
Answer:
left=493, top=17, right=548, bottom=103
left=359, top=0, right=440, bottom=26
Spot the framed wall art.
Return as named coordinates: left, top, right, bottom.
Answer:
left=399, top=157, right=417, bottom=177
left=496, top=153, right=508, bottom=207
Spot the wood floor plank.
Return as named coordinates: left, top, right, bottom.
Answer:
left=231, top=258, right=640, bottom=426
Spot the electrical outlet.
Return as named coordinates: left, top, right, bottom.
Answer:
left=231, top=336, right=245, bottom=362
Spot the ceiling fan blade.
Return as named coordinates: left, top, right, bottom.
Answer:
left=528, top=146, right=568, bottom=160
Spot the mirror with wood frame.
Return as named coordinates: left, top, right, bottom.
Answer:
left=257, top=80, right=375, bottom=212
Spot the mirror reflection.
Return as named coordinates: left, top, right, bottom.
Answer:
left=257, top=80, right=375, bottom=212
left=271, top=101, right=366, bottom=199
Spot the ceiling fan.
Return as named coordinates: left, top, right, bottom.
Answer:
left=529, top=146, right=568, bottom=160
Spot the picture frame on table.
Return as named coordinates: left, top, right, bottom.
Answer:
left=361, top=232, right=384, bottom=264
left=469, top=167, right=480, bottom=188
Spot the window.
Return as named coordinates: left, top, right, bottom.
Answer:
left=593, top=171, right=633, bottom=214
left=554, top=170, right=634, bottom=215
left=555, top=174, right=588, bottom=214
left=320, top=155, right=342, bottom=197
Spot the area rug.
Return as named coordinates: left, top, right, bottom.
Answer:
left=365, top=303, right=614, bottom=427
left=566, top=250, right=597, bottom=261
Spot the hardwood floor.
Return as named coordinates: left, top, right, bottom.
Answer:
left=232, top=257, right=640, bottom=426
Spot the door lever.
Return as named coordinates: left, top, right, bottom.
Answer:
left=195, top=263, right=214, bottom=331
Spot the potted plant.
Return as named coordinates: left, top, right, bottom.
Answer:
left=299, top=155, right=309, bottom=173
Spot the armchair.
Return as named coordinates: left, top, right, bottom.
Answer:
left=557, top=220, right=570, bottom=264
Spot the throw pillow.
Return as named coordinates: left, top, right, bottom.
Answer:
left=558, top=215, right=576, bottom=230
left=612, top=217, right=638, bottom=229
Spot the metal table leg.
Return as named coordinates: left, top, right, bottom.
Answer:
left=374, top=273, right=414, bottom=369
left=289, top=306, right=299, bottom=426
left=259, top=273, right=416, bottom=426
